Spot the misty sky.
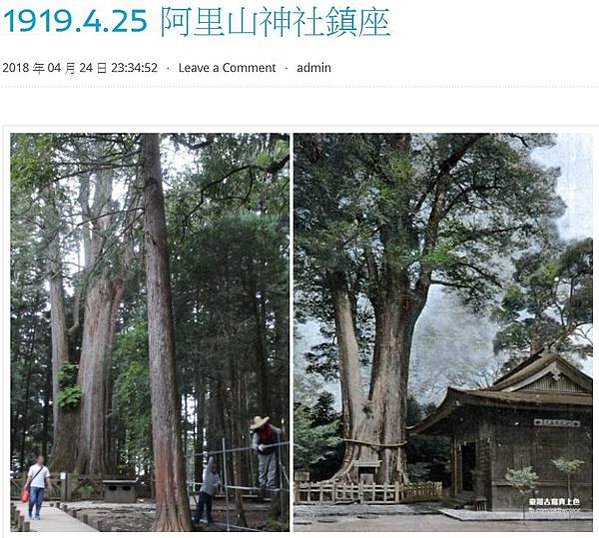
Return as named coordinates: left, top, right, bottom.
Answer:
left=295, top=133, right=593, bottom=407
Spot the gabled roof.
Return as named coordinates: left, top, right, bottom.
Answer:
left=410, top=387, right=592, bottom=435
left=488, top=350, right=592, bottom=394
left=411, top=350, right=593, bottom=436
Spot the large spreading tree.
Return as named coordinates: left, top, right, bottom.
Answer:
left=295, top=133, right=565, bottom=483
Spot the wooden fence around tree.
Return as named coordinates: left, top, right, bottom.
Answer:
left=10, top=473, right=133, bottom=501
left=294, top=481, right=442, bottom=504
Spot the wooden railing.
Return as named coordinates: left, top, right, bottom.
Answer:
left=10, top=476, right=63, bottom=501
left=295, top=481, right=442, bottom=504
left=68, top=475, right=104, bottom=500
left=10, top=473, right=131, bottom=501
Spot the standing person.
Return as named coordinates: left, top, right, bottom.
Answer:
left=23, top=455, right=52, bottom=520
left=250, top=416, right=282, bottom=495
left=194, top=456, right=220, bottom=526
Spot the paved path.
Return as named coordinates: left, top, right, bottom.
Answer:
left=15, top=504, right=97, bottom=532
left=295, top=502, right=439, bottom=517
left=439, top=507, right=592, bottom=521
left=295, top=513, right=593, bottom=532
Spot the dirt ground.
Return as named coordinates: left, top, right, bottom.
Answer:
left=295, top=513, right=593, bottom=532
left=64, top=498, right=283, bottom=531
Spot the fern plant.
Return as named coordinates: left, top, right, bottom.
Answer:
left=57, top=385, right=82, bottom=408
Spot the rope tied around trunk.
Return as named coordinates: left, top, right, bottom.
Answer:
left=341, top=438, right=408, bottom=448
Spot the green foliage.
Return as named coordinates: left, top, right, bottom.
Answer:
left=73, top=483, right=95, bottom=500
left=295, top=133, right=566, bottom=383
left=406, top=397, right=451, bottom=485
left=505, top=466, right=539, bottom=493
left=293, top=404, right=341, bottom=471
left=57, top=363, right=78, bottom=388
left=494, top=237, right=592, bottom=369
left=11, top=134, right=56, bottom=190
left=264, top=510, right=289, bottom=532
left=552, top=457, right=584, bottom=500
left=552, top=457, right=584, bottom=476
left=506, top=466, right=539, bottom=519
left=57, top=386, right=82, bottom=409
left=112, top=322, right=153, bottom=469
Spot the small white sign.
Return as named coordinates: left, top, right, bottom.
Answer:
left=534, top=419, right=580, bottom=428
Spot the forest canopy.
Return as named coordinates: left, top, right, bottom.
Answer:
left=11, top=132, right=290, bottom=530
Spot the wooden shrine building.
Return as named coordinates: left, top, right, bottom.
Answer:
left=411, top=350, right=592, bottom=510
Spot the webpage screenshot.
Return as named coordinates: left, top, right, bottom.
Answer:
left=1, top=0, right=597, bottom=534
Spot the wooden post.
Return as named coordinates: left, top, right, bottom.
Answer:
left=18, top=514, right=25, bottom=531
left=23, top=521, right=31, bottom=532
left=61, top=473, right=70, bottom=501
left=452, top=438, right=458, bottom=497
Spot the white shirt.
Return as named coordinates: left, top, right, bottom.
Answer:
left=28, top=464, right=50, bottom=489
left=200, top=457, right=221, bottom=496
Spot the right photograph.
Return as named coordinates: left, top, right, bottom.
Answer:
left=292, top=133, right=593, bottom=532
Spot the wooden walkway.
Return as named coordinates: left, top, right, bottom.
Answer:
left=14, top=503, right=97, bottom=532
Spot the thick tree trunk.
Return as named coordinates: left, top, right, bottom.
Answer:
left=48, top=241, right=79, bottom=471
left=368, top=297, right=421, bottom=483
left=330, top=134, right=433, bottom=484
left=76, top=276, right=124, bottom=474
left=329, top=271, right=370, bottom=480
left=330, top=268, right=425, bottom=484
left=74, top=166, right=126, bottom=474
left=142, top=133, right=192, bottom=532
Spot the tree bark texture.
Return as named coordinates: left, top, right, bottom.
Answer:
left=75, top=167, right=126, bottom=474
left=142, top=133, right=192, bottom=532
left=329, top=135, right=432, bottom=484
left=76, top=276, right=124, bottom=474
left=48, top=244, right=79, bottom=471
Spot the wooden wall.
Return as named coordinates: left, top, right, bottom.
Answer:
left=482, top=408, right=592, bottom=511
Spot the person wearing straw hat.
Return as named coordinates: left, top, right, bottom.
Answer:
left=250, top=416, right=282, bottom=495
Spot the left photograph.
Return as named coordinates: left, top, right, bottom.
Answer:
left=10, top=133, right=290, bottom=532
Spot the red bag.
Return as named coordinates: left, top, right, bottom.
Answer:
left=22, top=465, right=44, bottom=502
